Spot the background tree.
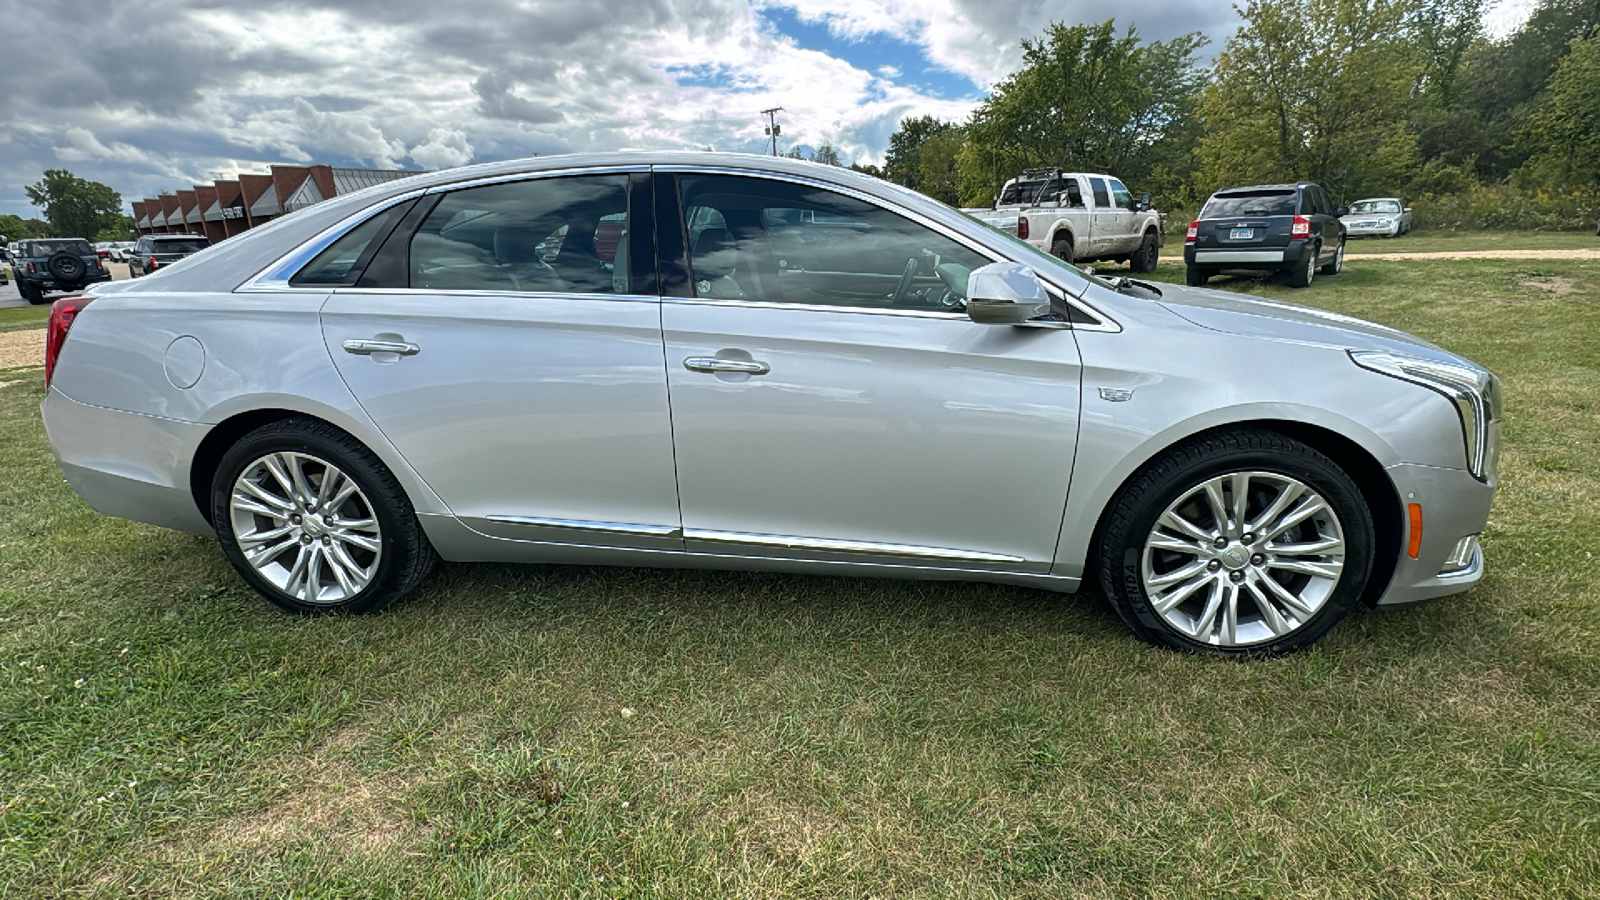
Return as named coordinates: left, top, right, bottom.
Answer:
left=1516, top=32, right=1600, bottom=187
left=956, top=21, right=1207, bottom=205
left=1196, top=0, right=1422, bottom=202
left=24, top=169, right=124, bottom=240
left=0, top=214, right=40, bottom=242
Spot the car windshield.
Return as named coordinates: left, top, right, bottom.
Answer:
left=29, top=240, right=94, bottom=256
left=1202, top=191, right=1298, bottom=218
left=152, top=238, right=210, bottom=253
left=1350, top=200, right=1402, bottom=214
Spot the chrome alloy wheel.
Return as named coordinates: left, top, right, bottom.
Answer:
left=1140, top=471, right=1346, bottom=647
left=228, top=452, right=383, bottom=605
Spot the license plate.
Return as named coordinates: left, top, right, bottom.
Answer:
left=1229, top=227, right=1254, bottom=240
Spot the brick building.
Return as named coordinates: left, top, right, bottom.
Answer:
left=132, top=164, right=422, bottom=241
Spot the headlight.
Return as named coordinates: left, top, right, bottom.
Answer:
left=1350, top=351, right=1502, bottom=481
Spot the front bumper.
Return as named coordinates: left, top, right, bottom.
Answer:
left=1344, top=220, right=1400, bottom=237
left=1373, top=462, right=1495, bottom=608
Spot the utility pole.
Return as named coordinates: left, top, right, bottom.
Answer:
left=761, top=107, right=784, bottom=156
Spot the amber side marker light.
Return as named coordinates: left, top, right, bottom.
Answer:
left=1407, top=503, right=1424, bottom=559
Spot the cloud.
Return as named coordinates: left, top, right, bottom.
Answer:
left=472, top=73, right=566, bottom=125
left=409, top=128, right=475, bottom=170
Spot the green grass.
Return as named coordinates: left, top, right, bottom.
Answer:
left=2, top=258, right=1599, bottom=897
left=0, top=303, right=50, bottom=333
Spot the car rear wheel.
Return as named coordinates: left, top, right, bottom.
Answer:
left=1095, top=429, right=1373, bottom=656
left=1051, top=236, right=1075, bottom=265
left=1288, top=244, right=1318, bottom=288
left=1185, top=265, right=1210, bottom=287
left=1319, top=239, right=1345, bottom=276
left=21, top=282, right=47, bottom=305
left=1129, top=230, right=1160, bottom=273
left=212, top=418, right=436, bottom=614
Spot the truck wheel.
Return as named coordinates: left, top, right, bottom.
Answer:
left=1130, top=231, right=1160, bottom=273
left=1185, top=265, right=1210, bottom=287
left=1051, top=236, right=1075, bottom=266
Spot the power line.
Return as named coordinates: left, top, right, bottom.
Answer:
left=761, top=107, right=784, bottom=156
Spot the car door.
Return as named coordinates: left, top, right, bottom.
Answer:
left=658, top=170, right=1082, bottom=570
left=1086, top=177, right=1115, bottom=257
left=317, top=169, right=684, bottom=551
left=1105, top=178, right=1141, bottom=254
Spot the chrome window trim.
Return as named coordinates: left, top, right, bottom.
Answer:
left=331, top=287, right=657, bottom=304
left=487, top=516, right=680, bottom=537
left=422, top=164, right=649, bottom=194
left=682, top=527, right=1026, bottom=564
left=662, top=296, right=967, bottom=320
left=658, top=163, right=1122, bottom=333
left=236, top=189, right=428, bottom=293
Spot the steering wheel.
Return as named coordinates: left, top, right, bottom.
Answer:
left=891, top=257, right=919, bottom=307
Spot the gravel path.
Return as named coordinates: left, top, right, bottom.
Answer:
left=0, top=329, right=43, bottom=371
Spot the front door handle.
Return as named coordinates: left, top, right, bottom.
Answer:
left=343, top=339, right=420, bottom=356
left=683, top=357, right=770, bottom=375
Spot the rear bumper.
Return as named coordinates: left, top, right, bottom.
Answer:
left=1373, top=462, right=1495, bottom=608
left=18, top=270, right=112, bottom=292
left=41, top=389, right=212, bottom=536
left=1185, top=241, right=1312, bottom=269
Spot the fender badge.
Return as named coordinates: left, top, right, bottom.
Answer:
left=1099, top=387, right=1134, bottom=402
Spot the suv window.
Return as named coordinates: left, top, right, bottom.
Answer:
left=409, top=174, right=634, bottom=295
left=1202, top=190, right=1297, bottom=218
left=677, top=173, right=989, bottom=310
left=26, top=239, right=93, bottom=256
left=150, top=237, right=210, bottom=254
left=1108, top=179, right=1135, bottom=211
left=1089, top=178, right=1111, bottom=208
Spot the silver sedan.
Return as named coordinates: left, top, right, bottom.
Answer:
left=1341, top=198, right=1414, bottom=237
left=40, top=153, right=1498, bottom=656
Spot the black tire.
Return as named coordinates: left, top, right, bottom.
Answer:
left=1095, top=429, right=1374, bottom=657
left=1051, top=235, right=1075, bottom=266
left=21, top=282, right=47, bottom=305
left=211, top=417, right=436, bottom=614
left=1319, top=239, right=1344, bottom=276
left=1129, top=230, right=1160, bottom=273
left=1185, top=265, right=1210, bottom=287
left=1288, top=244, right=1318, bottom=288
left=46, top=251, right=85, bottom=283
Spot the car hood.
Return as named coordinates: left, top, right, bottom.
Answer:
left=1154, top=283, right=1452, bottom=358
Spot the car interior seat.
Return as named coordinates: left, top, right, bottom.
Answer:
left=690, top=227, right=746, bottom=299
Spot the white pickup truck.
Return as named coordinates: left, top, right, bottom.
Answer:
left=962, top=168, right=1166, bottom=272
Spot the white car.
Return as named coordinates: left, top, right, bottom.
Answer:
left=1341, top=198, right=1412, bottom=238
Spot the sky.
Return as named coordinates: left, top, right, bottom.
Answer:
left=0, top=0, right=1539, bottom=221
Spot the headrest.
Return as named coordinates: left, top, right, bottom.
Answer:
left=494, top=229, right=542, bottom=265
left=692, top=227, right=738, bottom=281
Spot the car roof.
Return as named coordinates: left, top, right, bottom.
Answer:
left=1213, top=183, right=1310, bottom=194
left=99, top=151, right=1027, bottom=295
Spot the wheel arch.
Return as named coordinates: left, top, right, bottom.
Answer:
left=1081, top=418, right=1402, bottom=608
left=189, top=403, right=447, bottom=526
left=1049, top=224, right=1076, bottom=249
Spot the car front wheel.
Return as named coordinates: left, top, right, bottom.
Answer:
left=1096, top=429, right=1374, bottom=656
left=212, top=418, right=436, bottom=614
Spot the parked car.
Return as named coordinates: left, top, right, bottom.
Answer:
left=1341, top=198, right=1413, bottom=238
left=1185, top=182, right=1347, bottom=288
left=94, top=242, right=112, bottom=260
left=106, top=241, right=137, bottom=263
left=11, top=238, right=111, bottom=304
left=128, top=234, right=211, bottom=277
left=962, top=168, right=1166, bottom=272
left=40, top=152, right=1499, bottom=656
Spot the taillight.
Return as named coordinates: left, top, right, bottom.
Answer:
left=1291, top=215, right=1311, bottom=238
left=147, top=256, right=159, bottom=270
left=45, top=296, right=94, bottom=389
left=1016, top=216, right=1029, bottom=239
left=1185, top=220, right=1199, bottom=242
left=95, top=258, right=104, bottom=271
left=26, top=262, right=36, bottom=274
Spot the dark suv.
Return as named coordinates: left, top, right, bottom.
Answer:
left=129, top=234, right=211, bottom=277
left=12, top=238, right=111, bottom=304
left=1184, top=183, right=1347, bottom=288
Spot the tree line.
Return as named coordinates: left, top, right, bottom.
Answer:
left=871, top=0, right=1600, bottom=229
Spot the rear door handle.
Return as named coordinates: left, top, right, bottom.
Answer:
left=683, top=357, right=769, bottom=375
left=343, top=339, right=420, bottom=356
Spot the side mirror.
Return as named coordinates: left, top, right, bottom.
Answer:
left=1334, top=206, right=1349, bottom=217
left=1404, top=207, right=1413, bottom=213
left=1138, top=192, right=1152, bottom=211
left=966, top=262, right=1052, bottom=324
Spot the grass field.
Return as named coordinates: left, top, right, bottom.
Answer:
left=2, top=256, right=1598, bottom=897
left=1160, top=229, right=1599, bottom=258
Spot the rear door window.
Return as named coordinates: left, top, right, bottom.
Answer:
left=1089, top=178, right=1111, bottom=208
